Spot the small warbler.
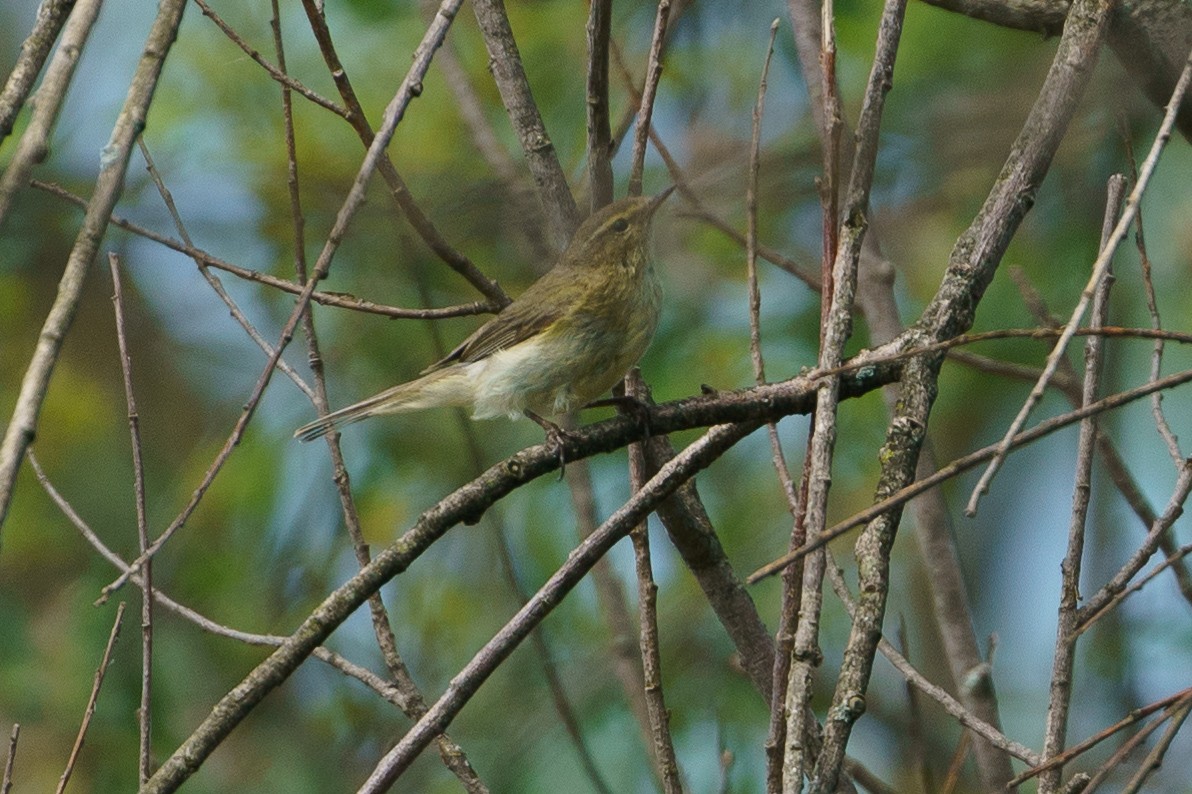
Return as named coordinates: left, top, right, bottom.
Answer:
left=295, top=187, right=672, bottom=443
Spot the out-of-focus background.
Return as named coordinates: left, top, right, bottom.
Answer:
left=2, top=0, right=1191, bottom=791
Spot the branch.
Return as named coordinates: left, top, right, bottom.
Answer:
left=357, top=420, right=754, bottom=792
left=0, top=0, right=101, bottom=228
left=32, top=181, right=497, bottom=319
left=0, top=0, right=75, bottom=141
left=270, top=6, right=488, bottom=788
left=627, top=0, right=671, bottom=197
left=107, top=253, right=155, bottom=784
left=55, top=602, right=125, bottom=794
left=1037, top=175, right=1125, bottom=794
left=0, top=0, right=188, bottom=539
left=97, top=0, right=466, bottom=600
left=471, top=0, right=581, bottom=245
left=749, top=365, right=1192, bottom=581
left=585, top=0, right=614, bottom=208
left=967, top=46, right=1192, bottom=513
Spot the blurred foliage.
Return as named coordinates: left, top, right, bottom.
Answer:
left=2, top=0, right=1191, bottom=791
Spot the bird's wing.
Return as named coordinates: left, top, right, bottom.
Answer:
left=422, top=277, right=567, bottom=372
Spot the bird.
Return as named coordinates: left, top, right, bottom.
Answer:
left=294, top=187, right=673, bottom=445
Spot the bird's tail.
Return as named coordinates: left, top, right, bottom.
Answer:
left=294, top=367, right=471, bottom=442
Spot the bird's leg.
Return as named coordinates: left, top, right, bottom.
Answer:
left=525, top=410, right=573, bottom=475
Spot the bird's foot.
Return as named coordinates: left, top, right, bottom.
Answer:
left=525, top=411, right=574, bottom=477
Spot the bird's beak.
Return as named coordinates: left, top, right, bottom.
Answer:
left=647, top=185, right=676, bottom=216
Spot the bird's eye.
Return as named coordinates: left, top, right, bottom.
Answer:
left=611, top=218, right=629, bottom=233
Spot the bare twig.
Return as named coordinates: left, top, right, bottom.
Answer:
left=32, top=180, right=496, bottom=319
left=357, top=420, right=755, bottom=792
left=471, top=0, right=580, bottom=245
left=807, top=2, right=908, bottom=788
left=188, top=0, right=348, bottom=118
left=1073, top=543, right=1192, bottom=636
left=0, top=0, right=187, bottom=540
left=27, top=449, right=412, bottom=711
left=1038, top=175, right=1126, bottom=794
left=1, top=724, right=18, bottom=794
left=630, top=522, right=683, bottom=793
left=55, top=602, right=126, bottom=794
left=1076, top=460, right=1192, bottom=629
left=627, top=0, right=672, bottom=197
left=0, top=0, right=75, bottom=140
left=99, top=0, right=466, bottom=601
left=1127, top=142, right=1183, bottom=464
left=107, top=253, right=155, bottom=784
left=743, top=23, right=806, bottom=794
left=1011, top=685, right=1192, bottom=786
left=0, top=0, right=102, bottom=228
left=586, top=0, right=614, bottom=208
left=627, top=372, right=683, bottom=794
left=272, top=6, right=488, bottom=789
left=783, top=0, right=847, bottom=783
left=136, top=138, right=316, bottom=400
left=749, top=365, right=1192, bottom=582
left=746, top=20, right=782, bottom=391
left=1120, top=699, right=1192, bottom=793
left=966, top=49, right=1192, bottom=515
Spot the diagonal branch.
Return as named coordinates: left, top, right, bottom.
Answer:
left=471, top=0, right=580, bottom=244
left=0, top=0, right=188, bottom=540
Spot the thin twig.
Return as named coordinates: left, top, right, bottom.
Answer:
left=189, top=0, right=349, bottom=119
left=1038, top=175, right=1125, bottom=794
left=1127, top=140, right=1183, bottom=464
left=357, top=420, right=755, bottom=793
left=0, top=0, right=103, bottom=228
left=27, top=449, right=413, bottom=711
left=98, top=0, right=466, bottom=602
left=744, top=23, right=804, bottom=794
left=1010, top=685, right=1192, bottom=786
left=1073, top=543, right=1192, bottom=638
left=136, top=138, right=316, bottom=400
left=55, top=602, right=126, bottom=794
left=31, top=181, right=495, bottom=319
left=297, top=0, right=509, bottom=306
left=966, top=50, right=1192, bottom=515
left=627, top=0, right=671, bottom=197
left=783, top=0, right=847, bottom=782
left=1120, top=700, right=1192, bottom=793
left=748, top=365, right=1192, bottom=583
left=0, top=0, right=187, bottom=539
left=1075, top=460, right=1192, bottom=629
left=1, top=724, right=18, bottom=794
left=107, top=253, right=154, bottom=784
left=271, top=6, right=488, bottom=789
